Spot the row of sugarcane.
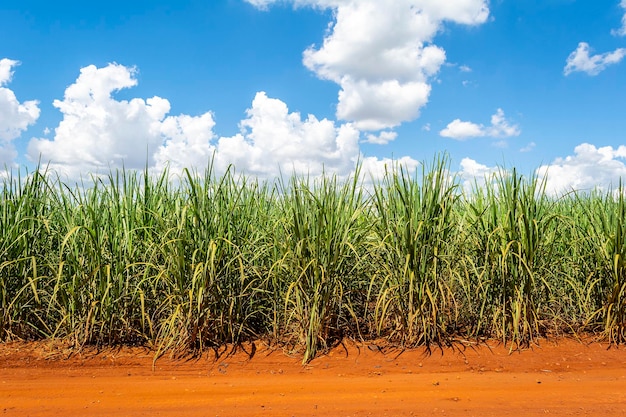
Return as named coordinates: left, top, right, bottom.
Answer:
left=1, top=155, right=625, bottom=362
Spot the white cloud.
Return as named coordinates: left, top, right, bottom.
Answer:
left=28, top=63, right=171, bottom=177
left=612, top=0, right=626, bottom=36
left=564, top=42, right=626, bottom=76
left=154, top=112, right=218, bottom=173
left=440, top=108, right=520, bottom=140
left=0, top=143, right=17, bottom=167
left=460, top=144, right=626, bottom=197
left=457, top=157, right=499, bottom=193
left=365, top=130, right=398, bottom=145
left=459, top=157, right=497, bottom=178
left=336, top=78, right=433, bottom=131
left=488, top=108, right=520, bottom=137
left=24, top=62, right=418, bottom=182
left=0, top=58, right=40, bottom=169
left=536, top=143, right=626, bottom=195
left=361, top=155, right=420, bottom=185
left=0, top=59, right=40, bottom=166
left=519, top=141, right=536, bottom=153
left=250, top=0, right=489, bottom=130
left=213, top=91, right=361, bottom=178
left=0, top=59, right=14, bottom=84
left=440, top=119, right=484, bottom=140
left=459, top=65, right=472, bottom=72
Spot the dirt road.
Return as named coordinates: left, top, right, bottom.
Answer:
left=2, top=339, right=625, bottom=416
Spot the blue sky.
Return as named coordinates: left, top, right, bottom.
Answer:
left=1, top=0, right=626, bottom=193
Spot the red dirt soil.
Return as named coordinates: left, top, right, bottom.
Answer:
left=1, top=338, right=626, bottom=416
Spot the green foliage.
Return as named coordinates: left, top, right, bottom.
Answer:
left=371, top=156, right=458, bottom=348
left=459, top=168, right=558, bottom=346
left=578, top=183, right=626, bottom=342
left=1, top=156, right=626, bottom=362
left=274, top=169, right=370, bottom=363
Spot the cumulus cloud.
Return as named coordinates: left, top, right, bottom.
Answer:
left=360, top=155, right=421, bottom=188
left=365, top=130, right=398, bottom=145
left=457, top=157, right=499, bottom=193
left=28, top=63, right=173, bottom=177
left=0, top=59, right=40, bottom=166
left=564, top=42, right=626, bottom=76
left=28, top=63, right=374, bottom=180
left=154, top=112, right=218, bottom=173
left=440, top=108, right=520, bottom=140
left=488, top=108, right=520, bottom=137
left=246, top=0, right=489, bottom=130
left=459, top=144, right=626, bottom=197
left=0, top=143, right=18, bottom=168
left=536, top=143, right=626, bottom=195
left=612, top=0, right=626, bottom=36
left=335, top=78, right=433, bottom=131
left=440, top=119, right=484, bottom=140
left=212, top=91, right=361, bottom=178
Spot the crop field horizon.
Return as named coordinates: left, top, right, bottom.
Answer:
left=1, top=155, right=626, bottom=363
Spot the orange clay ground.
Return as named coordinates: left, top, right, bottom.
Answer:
left=1, top=338, right=625, bottom=416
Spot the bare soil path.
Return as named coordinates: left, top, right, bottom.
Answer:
left=2, top=338, right=626, bottom=416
